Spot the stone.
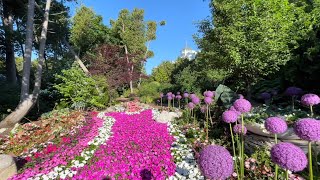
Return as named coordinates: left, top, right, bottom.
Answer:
left=0, top=154, right=17, bottom=180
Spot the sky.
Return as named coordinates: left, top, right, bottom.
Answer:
left=66, top=0, right=211, bottom=75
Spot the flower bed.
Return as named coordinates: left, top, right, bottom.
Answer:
left=71, top=109, right=176, bottom=179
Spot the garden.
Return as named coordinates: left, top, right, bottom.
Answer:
left=1, top=0, right=320, bottom=180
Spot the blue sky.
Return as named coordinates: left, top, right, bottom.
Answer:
left=66, top=0, right=210, bottom=74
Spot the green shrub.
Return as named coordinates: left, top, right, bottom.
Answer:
left=54, top=66, right=109, bottom=109
left=138, top=81, right=161, bottom=103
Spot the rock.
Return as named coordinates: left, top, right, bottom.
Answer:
left=0, top=154, right=17, bottom=180
left=155, top=111, right=182, bottom=123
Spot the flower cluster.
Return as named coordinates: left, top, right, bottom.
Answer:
left=294, top=118, right=320, bottom=141
left=264, top=117, right=287, bottom=134
left=233, top=98, right=252, bottom=113
left=233, top=124, right=247, bottom=135
left=270, top=142, right=307, bottom=172
left=222, top=110, right=238, bottom=123
left=285, top=87, right=303, bottom=96
left=72, top=110, right=176, bottom=179
left=199, top=145, right=234, bottom=180
left=301, top=94, right=320, bottom=106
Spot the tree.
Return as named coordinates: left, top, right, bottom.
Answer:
left=70, top=6, right=114, bottom=57
left=151, top=61, right=175, bottom=84
left=111, top=8, right=159, bottom=94
left=196, top=0, right=309, bottom=97
left=0, top=0, right=52, bottom=128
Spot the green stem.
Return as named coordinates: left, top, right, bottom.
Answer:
left=230, top=123, right=239, bottom=177
left=206, top=104, right=209, bottom=141
left=178, top=100, right=180, bottom=109
left=285, top=170, right=289, bottom=180
left=274, top=134, right=278, bottom=180
left=241, top=114, right=245, bottom=179
left=310, top=105, right=314, bottom=117
left=292, top=96, right=295, bottom=110
left=309, top=141, right=314, bottom=180
left=173, top=98, right=175, bottom=108
left=160, top=98, right=162, bottom=107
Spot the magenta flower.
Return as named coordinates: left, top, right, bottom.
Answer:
left=222, top=110, right=238, bottom=123
left=199, top=145, right=234, bottom=180
left=192, top=97, right=200, bottom=105
left=204, top=97, right=213, bottom=105
left=294, top=118, right=320, bottom=141
left=176, top=95, right=182, bottom=99
left=301, top=94, right=320, bottom=106
left=271, top=142, right=307, bottom=172
left=190, top=93, right=196, bottom=99
left=265, top=117, right=288, bottom=134
left=160, top=93, right=164, bottom=98
left=183, top=92, right=189, bottom=98
left=176, top=92, right=180, bottom=95
left=233, top=124, right=247, bottom=135
left=187, top=102, right=195, bottom=109
left=229, top=106, right=241, bottom=116
left=204, top=91, right=215, bottom=98
left=260, top=92, right=271, bottom=100
left=233, top=99, right=252, bottom=113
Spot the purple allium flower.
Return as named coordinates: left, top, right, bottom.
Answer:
left=199, top=145, right=234, bottom=180
left=167, top=92, right=172, bottom=96
left=233, top=124, right=247, bottom=135
left=204, top=91, right=215, bottom=98
left=183, top=92, right=189, bottom=98
left=172, top=94, right=175, bottom=98
left=177, top=92, right=180, bottom=95
left=238, top=94, right=244, bottom=99
left=167, top=95, right=173, bottom=100
left=187, top=102, right=195, bottom=109
left=222, top=110, right=238, bottom=123
left=190, top=93, right=196, bottom=99
left=176, top=95, right=182, bottom=100
left=265, top=117, right=288, bottom=134
left=192, top=97, right=200, bottom=105
left=229, top=106, right=241, bottom=116
left=233, top=99, right=252, bottom=113
left=160, top=93, right=164, bottom=98
left=285, top=87, right=303, bottom=96
left=204, top=97, right=213, bottom=105
left=301, top=94, right=320, bottom=106
left=294, top=118, right=320, bottom=141
left=200, top=105, right=207, bottom=113
left=271, top=142, right=307, bottom=172
left=260, top=92, right=271, bottom=100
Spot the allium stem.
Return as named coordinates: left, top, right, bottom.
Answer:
left=308, top=141, right=314, bottom=180
left=285, top=170, right=289, bottom=180
left=274, top=134, right=278, bottom=180
left=173, top=98, right=175, bottom=108
left=206, top=104, right=209, bottom=141
left=230, top=123, right=239, bottom=178
left=208, top=105, right=213, bottom=125
left=292, top=96, right=295, bottom=110
left=160, top=98, right=162, bottom=107
left=310, top=105, right=314, bottom=117
left=241, top=114, right=245, bottom=179
left=178, top=100, right=180, bottom=109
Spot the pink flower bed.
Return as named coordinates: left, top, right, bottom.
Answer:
left=9, top=116, right=104, bottom=180
left=72, top=109, right=176, bottom=180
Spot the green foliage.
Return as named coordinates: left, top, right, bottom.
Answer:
left=54, top=66, right=109, bottom=109
left=151, top=61, right=175, bottom=83
left=214, top=84, right=238, bottom=108
left=138, top=81, right=161, bottom=103
left=174, top=66, right=200, bottom=93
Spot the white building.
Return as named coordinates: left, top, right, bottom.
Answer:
left=180, top=44, right=198, bottom=60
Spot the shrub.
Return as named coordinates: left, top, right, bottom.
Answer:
left=54, top=66, right=109, bottom=109
left=138, top=81, right=161, bottom=103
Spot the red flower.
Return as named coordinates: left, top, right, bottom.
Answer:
left=24, top=156, right=32, bottom=162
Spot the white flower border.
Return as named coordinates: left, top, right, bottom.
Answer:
left=29, top=112, right=115, bottom=180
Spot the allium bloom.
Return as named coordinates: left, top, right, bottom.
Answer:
left=190, top=93, right=196, bottom=99
left=265, top=117, right=288, bottom=134
left=172, top=94, right=175, bottom=98
left=233, top=99, right=252, bottom=113
left=229, top=106, right=241, bottom=116
left=200, top=105, right=207, bottom=113
left=204, top=91, right=215, bottom=98
left=192, top=97, right=200, bottom=105
left=233, top=124, right=247, bottom=135
left=187, top=102, right=195, bottom=109
left=183, top=92, right=189, bottom=98
left=301, top=94, right=320, bottom=106
left=271, top=142, right=307, bottom=172
left=285, top=87, right=303, bottom=96
left=204, top=97, right=213, bottom=105
left=199, top=145, right=234, bottom=180
left=294, top=118, right=320, bottom=141
left=160, top=93, right=164, bottom=98
left=222, top=110, right=238, bottom=123
left=176, top=95, right=182, bottom=100
left=177, top=92, right=180, bottom=95
left=238, top=94, right=244, bottom=99
left=167, top=92, right=172, bottom=96
left=260, top=92, right=271, bottom=100
left=167, top=95, right=173, bottom=100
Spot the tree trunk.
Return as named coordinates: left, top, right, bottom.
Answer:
left=130, top=64, right=134, bottom=94
left=0, top=0, right=52, bottom=128
left=137, top=42, right=150, bottom=88
left=2, top=0, right=17, bottom=84
left=63, top=38, right=89, bottom=74
left=20, top=0, right=35, bottom=101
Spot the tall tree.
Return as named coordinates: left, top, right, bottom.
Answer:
left=2, top=0, right=17, bottom=84
left=196, top=0, right=309, bottom=97
left=0, top=0, right=52, bottom=128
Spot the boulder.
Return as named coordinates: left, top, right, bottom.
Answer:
left=0, top=154, right=17, bottom=180
left=155, top=111, right=182, bottom=123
